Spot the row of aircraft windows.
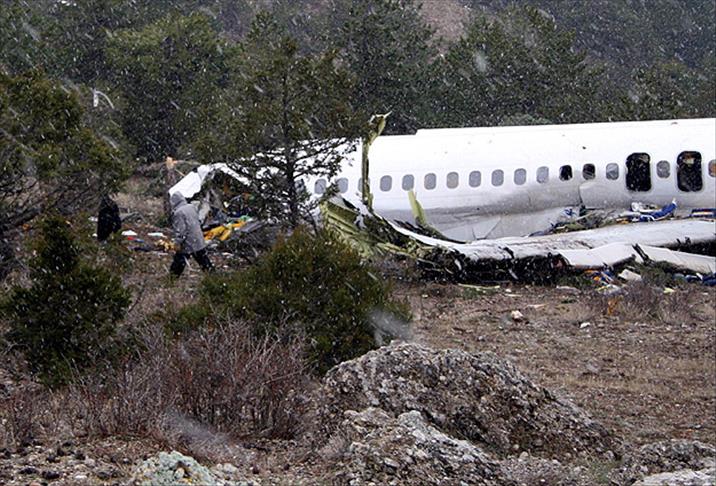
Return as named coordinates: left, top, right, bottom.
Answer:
left=314, top=153, right=716, bottom=194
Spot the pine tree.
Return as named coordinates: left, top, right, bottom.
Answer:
left=106, top=12, right=230, bottom=162
left=195, top=12, right=365, bottom=227
left=425, top=6, right=614, bottom=128
left=328, top=0, right=436, bottom=134
left=2, top=215, right=130, bottom=386
left=0, top=70, right=127, bottom=232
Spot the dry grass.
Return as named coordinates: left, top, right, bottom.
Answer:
left=585, top=281, right=699, bottom=325
left=0, top=387, right=44, bottom=447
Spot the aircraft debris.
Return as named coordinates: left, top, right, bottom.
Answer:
left=618, top=269, right=643, bottom=282
left=320, top=196, right=716, bottom=283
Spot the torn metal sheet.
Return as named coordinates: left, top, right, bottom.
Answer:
left=322, top=195, right=715, bottom=280
left=558, top=243, right=645, bottom=269
left=389, top=219, right=715, bottom=263
left=559, top=244, right=716, bottom=274
left=169, top=163, right=241, bottom=199
left=637, top=245, right=716, bottom=274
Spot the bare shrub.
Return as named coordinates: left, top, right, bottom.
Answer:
left=67, top=326, right=169, bottom=439
left=587, top=281, right=699, bottom=324
left=166, top=321, right=310, bottom=438
left=0, top=387, right=46, bottom=448
left=67, top=318, right=311, bottom=445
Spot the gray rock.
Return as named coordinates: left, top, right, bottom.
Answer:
left=326, top=407, right=500, bottom=485
left=614, top=440, right=716, bottom=484
left=309, top=343, right=617, bottom=459
left=129, top=451, right=223, bottom=486
left=634, top=465, right=715, bottom=486
left=499, top=454, right=593, bottom=486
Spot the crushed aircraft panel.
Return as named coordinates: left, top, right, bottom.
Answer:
left=321, top=196, right=715, bottom=281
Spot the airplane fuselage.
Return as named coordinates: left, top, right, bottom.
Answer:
left=306, top=118, right=716, bottom=240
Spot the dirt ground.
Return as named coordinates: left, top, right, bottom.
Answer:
left=82, top=220, right=716, bottom=450
left=398, top=280, right=716, bottom=447
left=1, top=185, right=715, bottom=484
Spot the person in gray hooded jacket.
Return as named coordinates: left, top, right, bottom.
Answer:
left=169, top=191, right=213, bottom=276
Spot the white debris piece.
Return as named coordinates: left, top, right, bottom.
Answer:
left=619, top=269, right=643, bottom=282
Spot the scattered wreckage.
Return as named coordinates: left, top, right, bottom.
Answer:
left=165, top=115, right=716, bottom=283
left=164, top=158, right=715, bottom=284
left=320, top=195, right=716, bottom=283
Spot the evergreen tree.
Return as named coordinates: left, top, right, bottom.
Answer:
left=0, top=0, right=53, bottom=74
left=0, top=70, right=128, bottom=232
left=625, top=61, right=716, bottom=120
left=43, top=0, right=137, bottom=84
left=106, top=12, right=230, bottom=162
left=1, top=215, right=130, bottom=386
left=426, top=6, right=615, bottom=128
left=327, top=0, right=436, bottom=134
left=196, top=13, right=365, bottom=227
left=43, top=0, right=230, bottom=84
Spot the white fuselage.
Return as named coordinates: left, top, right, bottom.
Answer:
left=306, top=118, right=716, bottom=240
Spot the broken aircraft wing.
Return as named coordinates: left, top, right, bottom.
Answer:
left=321, top=197, right=715, bottom=280
left=389, top=218, right=715, bottom=274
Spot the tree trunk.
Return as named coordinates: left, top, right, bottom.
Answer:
left=281, top=71, right=299, bottom=228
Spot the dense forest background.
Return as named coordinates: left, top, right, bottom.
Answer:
left=1, top=0, right=714, bottom=229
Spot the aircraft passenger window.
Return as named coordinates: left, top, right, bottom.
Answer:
left=447, top=172, right=459, bottom=189
left=357, top=177, right=370, bottom=192
left=514, top=169, right=527, bottom=185
left=626, top=153, right=651, bottom=192
left=337, top=178, right=348, bottom=193
left=656, top=161, right=670, bottom=179
left=559, top=165, right=573, bottom=181
left=402, top=174, right=414, bottom=190
left=314, top=179, right=326, bottom=194
left=709, top=160, right=716, bottom=178
left=491, top=170, right=504, bottom=186
left=536, top=166, right=549, bottom=183
left=380, top=175, right=392, bottom=192
left=469, top=171, right=481, bottom=187
left=582, top=164, right=595, bottom=180
left=606, top=163, right=619, bottom=180
left=677, top=151, right=702, bottom=192
left=424, top=173, right=436, bottom=190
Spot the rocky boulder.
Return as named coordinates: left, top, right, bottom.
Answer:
left=129, top=451, right=243, bottom=486
left=309, top=343, right=617, bottom=459
left=323, top=407, right=499, bottom=485
left=321, top=407, right=602, bottom=486
left=614, top=440, right=716, bottom=485
left=633, top=466, right=715, bottom=486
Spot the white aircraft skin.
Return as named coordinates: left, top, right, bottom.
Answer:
left=305, top=118, right=716, bottom=240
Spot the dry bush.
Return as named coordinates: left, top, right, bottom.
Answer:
left=0, top=388, right=41, bottom=447
left=166, top=321, right=310, bottom=438
left=67, top=325, right=169, bottom=439
left=66, top=318, right=311, bottom=445
left=586, top=281, right=698, bottom=324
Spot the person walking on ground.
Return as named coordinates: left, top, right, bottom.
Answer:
left=169, top=191, right=213, bottom=276
left=97, top=194, right=122, bottom=242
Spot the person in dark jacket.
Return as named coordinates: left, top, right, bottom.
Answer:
left=97, top=194, right=122, bottom=242
left=169, top=191, right=213, bottom=276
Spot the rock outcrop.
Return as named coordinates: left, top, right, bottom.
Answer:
left=325, top=407, right=499, bottom=485
left=130, top=451, right=229, bottom=486
left=613, top=440, right=716, bottom=485
left=309, top=343, right=617, bottom=459
left=633, top=466, right=715, bottom=486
